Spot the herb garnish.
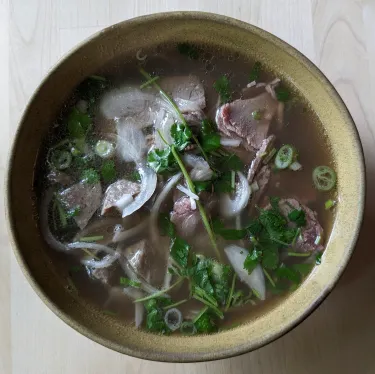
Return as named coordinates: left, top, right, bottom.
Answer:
left=120, top=277, right=141, bottom=288
left=213, top=75, right=232, bottom=103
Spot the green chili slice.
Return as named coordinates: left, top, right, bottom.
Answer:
left=275, top=145, right=295, bottom=169
left=313, top=166, right=337, bottom=191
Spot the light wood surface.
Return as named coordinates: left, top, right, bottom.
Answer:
left=2, top=1, right=375, bottom=373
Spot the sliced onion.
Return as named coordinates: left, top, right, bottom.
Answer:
left=190, top=197, right=197, bottom=210
left=112, top=219, right=149, bottom=243
left=176, top=184, right=199, bottom=200
left=183, top=154, right=213, bottom=182
left=122, top=287, right=145, bottom=328
left=164, top=308, right=182, bottom=331
left=115, top=194, right=133, bottom=211
left=251, top=181, right=260, bottom=192
left=224, top=245, right=266, bottom=300
left=121, top=162, right=157, bottom=218
left=40, top=189, right=68, bottom=252
left=247, top=81, right=256, bottom=88
left=81, top=252, right=120, bottom=269
left=220, top=172, right=251, bottom=218
left=220, top=138, right=241, bottom=147
left=67, top=242, right=117, bottom=255
left=136, top=49, right=147, bottom=61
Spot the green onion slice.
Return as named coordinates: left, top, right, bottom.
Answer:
left=275, top=145, right=295, bottom=169
left=51, top=150, right=72, bottom=170
left=180, top=321, right=197, bottom=335
left=313, top=166, right=337, bottom=191
left=95, top=140, right=115, bottom=159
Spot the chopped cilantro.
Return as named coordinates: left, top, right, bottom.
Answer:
left=67, top=107, right=91, bottom=139
left=170, top=237, right=190, bottom=268
left=130, top=169, right=141, bottom=182
left=276, top=265, right=301, bottom=284
left=288, top=209, right=306, bottom=227
left=177, top=42, right=200, bottom=59
left=213, top=171, right=234, bottom=193
left=199, top=119, right=221, bottom=152
left=76, top=76, right=110, bottom=114
left=81, top=168, right=100, bottom=184
left=144, top=298, right=170, bottom=334
left=275, top=85, right=291, bottom=102
left=101, top=160, right=116, bottom=183
left=170, top=122, right=192, bottom=151
left=249, top=61, right=262, bottom=81
left=261, top=246, right=279, bottom=270
left=158, top=213, right=176, bottom=238
left=292, top=263, right=314, bottom=276
left=213, top=75, right=232, bottom=104
left=212, top=219, right=247, bottom=240
left=316, top=252, right=323, bottom=265
left=66, top=206, right=80, bottom=219
left=194, top=180, right=212, bottom=193
left=244, top=249, right=262, bottom=274
left=194, top=310, right=217, bottom=333
left=120, top=277, right=141, bottom=288
left=147, top=147, right=177, bottom=173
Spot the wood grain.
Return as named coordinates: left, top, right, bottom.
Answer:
left=4, top=1, right=375, bottom=373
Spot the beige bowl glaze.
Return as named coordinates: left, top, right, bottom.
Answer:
left=6, top=12, right=365, bottom=362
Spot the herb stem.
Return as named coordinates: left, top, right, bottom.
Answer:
left=287, top=251, right=312, bottom=257
left=225, top=273, right=237, bottom=311
left=170, top=146, right=221, bottom=260
left=139, top=67, right=211, bottom=164
left=192, top=295, right=224, bottom=319
left=79, top=235, right=104, bottom=242
left=81, top=248, right=100, bottom=260
left=163, top=299, right=188, bottom=311
left=134, top=277, right=184, bottom=303
left=193, top=306, right=209, bottom=324
left=140, top=75, right=159, bottom=89
left=262, top=268, right=276, bottom=288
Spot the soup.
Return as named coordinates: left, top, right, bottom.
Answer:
left=37, top=43, right=337, bottom=335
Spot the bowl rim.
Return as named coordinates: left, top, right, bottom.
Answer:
left=5, top=11, right=366, bottom=362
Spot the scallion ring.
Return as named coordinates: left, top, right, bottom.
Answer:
left=51, top=150, right=72, bottom=170
left=275, top=145, right=295, bottom=169
left=313, top=166, right=337, bottom=191
left=95, top=140, right=115, bottom=159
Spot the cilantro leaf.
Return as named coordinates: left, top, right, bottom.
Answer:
left=212, top=218, right=247, bottom=240
left=249, top=61, right=262, bottom=82
left=177, top=42, right=200, bottom=59
left=147, top=147, right=177, bottom=173
left=189, top=255, right=214, bottom=296
left=246, top=219, right=263, bottom=236
left=275, top=85, right=291, bottom=102
left=213, top=75, right=232, bottom=104
left=170, top=237, right=190, bottom=268
left=209, top=262, right=232, bottom=306
left=194, top=180, right=212, bottom=193
left=194, top=310, right=217, bottom=333
left=199, top=119, right=221, bottom=152
left=244, top=249, right=262, bottom=274
left=316, top=252, right=323, bottom=265
left=170, top=122, right=192, bottom=151
left=276, top=265, right=301, bottom=284
left=81, top=168, right=99, bottom=184
left=101, top=160, right=116, bottom=183
left=288, top=209, right=306, bottom=227
left=158, top=213, right=176, bottom=238
left=144, top=298, right=170, bottom=334
left=292, top=263, right=314, bottom=276
left=261, top=246, right=279, bottom=270
left=220, top=153, right=244, bottom=172
left=213, top=171, right=233, bottom=193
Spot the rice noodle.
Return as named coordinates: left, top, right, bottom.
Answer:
left=220, top=172, right=251, bottom=218
left=81, top=252, right=120, bottom=269
left=136, top=49, right=147, bottom=61
left=112, top=219, right=149, bottom=243
left=176, top=184, right=199, bottom=200
left=220, top=138, right=241, bottom=147
left=68, top=242, right=117, bottom=255
left=40, top=189, right=68, bottom=252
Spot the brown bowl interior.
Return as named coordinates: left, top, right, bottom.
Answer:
left=6, top=12, right=365, bottom=362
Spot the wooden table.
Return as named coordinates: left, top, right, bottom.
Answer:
left=2, top=1, right=375, bottom=373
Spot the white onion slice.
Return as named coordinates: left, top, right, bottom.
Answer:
left=224, top=245, right=266, bottom=300
left=81, top=253, right=120, bottom=269
left=176, top=184, right=199, bottom=200
left=112, top=220, right=149, bottom=243
left=136, top=49, right=147, bottom=61
left=220, top=172, right=251, bottom=218
left=183, top=154, right=213, bottom=182
left=220, top=138, right=242, bottom=147
left=122, top=162, right=157, bottom=218
left=247, top=81, right=256, bottom=88
left=190, top=197, right=197, bottom=210
left=115, top=194, right=133, bottom=211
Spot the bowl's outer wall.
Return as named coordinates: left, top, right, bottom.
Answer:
left=6, top=12, right=365, bottom=362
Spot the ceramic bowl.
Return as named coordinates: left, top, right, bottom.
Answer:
left=6, top=12, right=365, bottom=362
